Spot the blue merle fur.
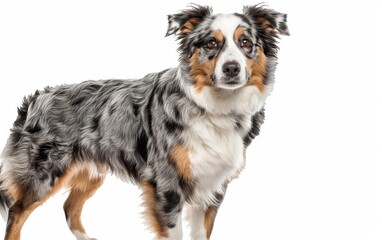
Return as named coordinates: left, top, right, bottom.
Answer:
left=0, top=3, right=288, bottom=236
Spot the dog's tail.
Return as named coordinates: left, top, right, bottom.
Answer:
left=0, top=166, right=11, bottom=221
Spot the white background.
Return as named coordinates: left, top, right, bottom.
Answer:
left=0, top=0, right=380, bottom=240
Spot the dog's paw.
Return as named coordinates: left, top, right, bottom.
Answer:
left=73, top=231, right=98, bottom=240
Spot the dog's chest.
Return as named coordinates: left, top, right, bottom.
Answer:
left=183, top=114, right=251, bottom=205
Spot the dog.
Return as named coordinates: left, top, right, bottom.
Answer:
left=0, top=4, right=288, bottom=240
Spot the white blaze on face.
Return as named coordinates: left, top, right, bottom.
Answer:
left=211, top=14, right=248, bottom=89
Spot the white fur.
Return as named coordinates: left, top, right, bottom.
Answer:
left=182, top=64, right=269, bottom=208
left=186, top=204, right=208, bottom=240
left=85, top=162, right=106, bottom=179
left=275, top=14, right=285, bottom=29
left=167, top=16, right=181, bottom=36
left=74, top=162, right=108, bottom=180
left=212, top=14, right=248, bottom=89
left=182, top=112, right=247, bottom=207
left=187, top=85, right=267, bottom=115
left=73, top=230, right=97, bottom=240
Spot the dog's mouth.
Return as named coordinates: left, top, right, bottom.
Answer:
left=215, top=76, right=245, bottom=89
left=225, top=79, right=240, bottom=85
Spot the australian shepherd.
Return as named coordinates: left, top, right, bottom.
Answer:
left=0, top=4, right=288, bottom=240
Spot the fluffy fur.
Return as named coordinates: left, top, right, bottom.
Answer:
left=0, top=4, right=288, bottom=240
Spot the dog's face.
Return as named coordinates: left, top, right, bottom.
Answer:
left=166, top=4, right=289, bottom=92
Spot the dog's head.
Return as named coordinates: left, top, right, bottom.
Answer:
left=166, top=4, right=289, bottom=92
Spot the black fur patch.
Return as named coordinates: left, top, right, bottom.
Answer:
left=133, top=104, right=140, bottom=116
left=164, top=120, right=183, bottom=134
left=36, top=142, right=55, bottom=161
left=136, top=131, right=148, bottom=162
left=72, top=141, right=81, bottom=159
left=25, top=121, right=42, bottom=134
left=163, top=190, right=180, bottom=213
left=173, top=107, right=181, bottom=121
left=71, top=96, right=86, bottom=106
left=91, top=116, right=100, bottom=132
left=243, top=108, right=265, bottom=147
left=50, top=166, right=65, bottom=186
left=179, top=178, right=194, bottom=202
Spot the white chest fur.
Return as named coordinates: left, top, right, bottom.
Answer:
left=183, top=113, right=247, bottom=207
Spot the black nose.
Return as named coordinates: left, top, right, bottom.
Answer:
left=222, top=61, right=240, bottom=77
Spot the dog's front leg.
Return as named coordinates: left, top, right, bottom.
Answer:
left=142, top=180, right=184, bottom=240
left=186, top=189, right=226, bottom=240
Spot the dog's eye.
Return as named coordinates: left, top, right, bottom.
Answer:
left=206, top=40, right=218, bottom=49
left=241, top=38, right=253, bottom=49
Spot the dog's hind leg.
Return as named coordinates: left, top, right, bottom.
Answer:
left=4, top=170, right=73, bottom=240
left=5, top=199, right=42, bottom=240
left=63, top=169, right=105, bottom=240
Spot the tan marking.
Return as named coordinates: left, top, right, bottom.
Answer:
left=64, top=169, right=105, bottom=234
left=212, top=29, right=224, bottom=43
left=256, top=17, right=275, bottom=32
left=5, top=201, right=38, bottom=239
left=142, top=181, right=168, bottom=238
left=233, top=26, right=246, bottom=41
left=190, top=48, right=218, bottom=93
left=170, top=145, right=192, bottom=181
left=4, top=161, right=107, bottom=240
left=5, top=166, right=75, bottom=239
left=181, top=18, right=201, bottom=33
left=246, top=47, right=267, bottom=92
left=204, top=206, right=217, bottom=239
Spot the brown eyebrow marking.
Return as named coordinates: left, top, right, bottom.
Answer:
left=234, top=26, right=246, bottom=41
left=212, top=29, right=224, bottom=42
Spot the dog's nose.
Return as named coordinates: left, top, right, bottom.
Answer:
left=222, top=61, right=240, bottom=77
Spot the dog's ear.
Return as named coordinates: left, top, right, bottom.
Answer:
left=166, top=4, right=212, bottom=37
left=243, top=5, right=289, bottom=36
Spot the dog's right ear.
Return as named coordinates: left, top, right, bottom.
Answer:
left=166, top=4, right=212, bottom=37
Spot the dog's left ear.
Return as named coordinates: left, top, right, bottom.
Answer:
left=166, top=4, right=212, bottom=37
left=243, top=5, right=289, bottom=36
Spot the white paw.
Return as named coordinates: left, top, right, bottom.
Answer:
left=73, top=230, right=97, bottom=240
